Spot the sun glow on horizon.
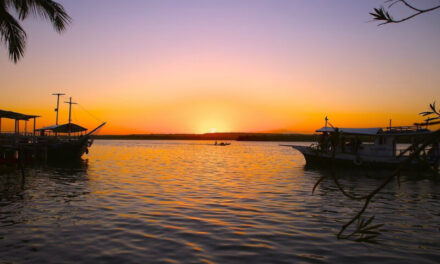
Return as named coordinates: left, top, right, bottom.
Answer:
left=0, top=1, right=439, bottom=134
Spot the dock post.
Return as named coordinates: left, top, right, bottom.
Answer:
left=17, top=147, right=26, bottom=189
left=33, top=117, right=36, bottom=143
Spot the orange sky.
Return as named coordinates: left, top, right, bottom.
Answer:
left=1, top=1, right=439, bottom=134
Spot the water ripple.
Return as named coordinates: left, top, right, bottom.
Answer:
left=0, top=140, right=439, bottom=263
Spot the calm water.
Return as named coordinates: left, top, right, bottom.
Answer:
left=1, top=140, right=439, bottom=263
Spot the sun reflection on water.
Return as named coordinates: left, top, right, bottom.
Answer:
left=0, top=140, right=439, bottom=263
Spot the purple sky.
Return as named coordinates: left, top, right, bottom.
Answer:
left=1, top=0, right=439, bottom=133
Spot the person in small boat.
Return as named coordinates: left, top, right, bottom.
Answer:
left=215, top=140, right=218, bottom=145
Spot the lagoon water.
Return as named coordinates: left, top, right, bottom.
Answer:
left=1, top=140, right=439, bottom=263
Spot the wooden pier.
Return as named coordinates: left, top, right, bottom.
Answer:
left=0, top=109, right=43, bottom=165
left=1, top=94, right=105, bottom=169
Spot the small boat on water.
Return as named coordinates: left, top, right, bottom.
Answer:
left=214, top=141, right=231, bottom=146
left=282, top=117, right=440, bottom=169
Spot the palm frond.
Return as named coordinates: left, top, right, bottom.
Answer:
left=1, top=0, right=70, bottom=62
left=16, top=0, right=71, bottom=32
left=0, top=6, right=26, bottom=63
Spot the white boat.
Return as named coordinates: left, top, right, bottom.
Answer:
left=283, top=119, right=440, bottom=169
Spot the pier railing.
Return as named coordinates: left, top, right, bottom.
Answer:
left=0, top=131, right=35, bottom=137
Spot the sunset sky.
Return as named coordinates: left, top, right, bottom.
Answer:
left=1, top=0, right=439, bottom=134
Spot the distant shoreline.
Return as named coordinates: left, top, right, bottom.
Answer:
left=93, top=133, right=316, bottom=142
left=93, top=133, right=415, bottom=143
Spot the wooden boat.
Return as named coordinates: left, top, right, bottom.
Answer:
left=36, top=122, right=105, bottom=160
left=34, top=95, right=106, bottom=161
left=282, top=118, right=439, bottom=169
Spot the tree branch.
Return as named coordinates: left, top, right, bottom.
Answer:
left=371, top=0, right=440, bottom=25
left=314, top=102, right=440, bottom=241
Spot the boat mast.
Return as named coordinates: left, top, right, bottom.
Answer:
left=52, top=93, right=65, bottom=125
left=64, top=97, right=77, bottom=137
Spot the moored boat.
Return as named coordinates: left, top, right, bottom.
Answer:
left=36, top=122, right=105, bottom=160
left=283, top=118, right=440, bottom=169
left=34, top=95, right=106, bottom=161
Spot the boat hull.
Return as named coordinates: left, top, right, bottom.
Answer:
left=46, top=137, right=91, bottom=161
left=290, top=145, right=436, bottom=169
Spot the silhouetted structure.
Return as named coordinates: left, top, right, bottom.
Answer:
left=283, top=118, right=439, bottom=169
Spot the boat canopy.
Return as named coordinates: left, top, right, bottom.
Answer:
left=316, top=127, right=382, bottom=135
left=0, top=109, right=39, bottom=120
left=37, top=123, right=87, bottom=133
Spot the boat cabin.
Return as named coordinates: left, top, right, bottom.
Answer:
left=315, top=126, right=434, bottom=157
left=35, top=123, right=88, bottom=138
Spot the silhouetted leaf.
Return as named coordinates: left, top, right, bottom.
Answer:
left=363, top=223, right=384, bottom=231
left=364, top=215, right=375, bottom=227
left=358, top=230, right=380, bottom=235
left=425, top=117, right=440, bottom=122
left=1, top=0, right=71, bottom=62
left=355, top=235, right=379, bottom=243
